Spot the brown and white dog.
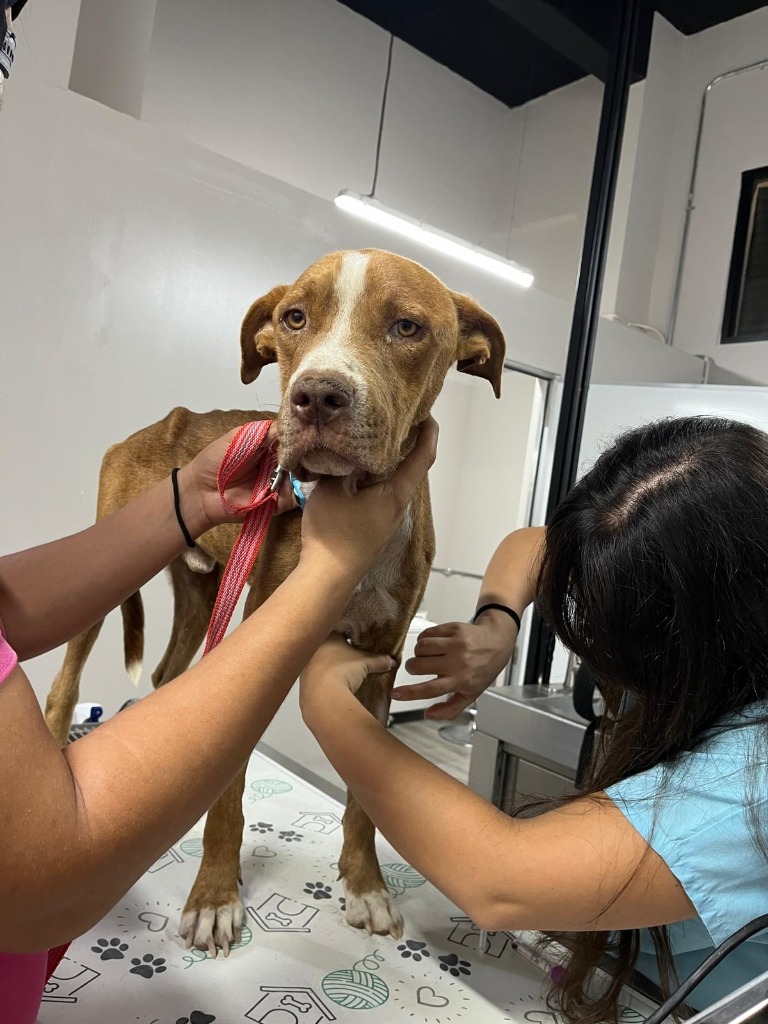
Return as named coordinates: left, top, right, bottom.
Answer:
left=44, top=248, right=505, bottom=954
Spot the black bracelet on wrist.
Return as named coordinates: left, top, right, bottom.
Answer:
left=171, top=467, right=197, bottom=549
left=472, top=603, right=521, bottom=632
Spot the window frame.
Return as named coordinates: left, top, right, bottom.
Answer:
left=721, top=164, right=768, bottom=345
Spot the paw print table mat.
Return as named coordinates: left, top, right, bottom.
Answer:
left=38, top=750, right=655, bottom=1024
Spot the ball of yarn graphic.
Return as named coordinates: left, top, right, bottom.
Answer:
left=201, top=923, right=252, bottom=958
left=322, top=969, right=389, bottom=1009
left=249, top=778, right=293, bottom=800
left=381, top=862, right=426, bottom=896
left=179, top=837, right=204, bottom=858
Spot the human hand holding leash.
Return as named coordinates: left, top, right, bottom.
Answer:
left=181, top=420, right=298, bottom=529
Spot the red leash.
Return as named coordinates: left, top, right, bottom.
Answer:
left=40, top=425, right=277, bottom=982
left=42, top=425, right=277, bottom=982
left=203, top=420, right=280, bottom=654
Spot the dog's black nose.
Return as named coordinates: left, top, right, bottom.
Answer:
left=290, top=375, right=354, bottom=426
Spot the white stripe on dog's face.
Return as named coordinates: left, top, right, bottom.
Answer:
left=288, top=251, right=370, bottom=395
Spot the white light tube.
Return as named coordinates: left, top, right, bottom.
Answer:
left=334, top=190, right=534, bottom=289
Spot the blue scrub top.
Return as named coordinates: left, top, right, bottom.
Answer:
left=607, top=703, right=768, bottom=1011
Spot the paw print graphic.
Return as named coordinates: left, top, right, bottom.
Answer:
left=438, top=953, right=471, bottom=977
left=91, top=937, right=129, bottom=961
left=338, top=896, right=346, bottom=911
left=397, top=940, right=430, bottom=962
left=175, top=1014, right=216, bottom=1024
left=303, top=881, right=332, bottom=900
left=278, top=830, right=302, bottom=843
left=129, top=953, right=167, bottom=979
left=249, top=821, right=274, bottom=834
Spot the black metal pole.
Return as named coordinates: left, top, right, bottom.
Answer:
left=523, top=0, right=643, bottom=688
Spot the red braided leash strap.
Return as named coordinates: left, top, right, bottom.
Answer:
left=203, top=420, right=279, bottom=655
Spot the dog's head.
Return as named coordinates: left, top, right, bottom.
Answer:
left=240, top=249, right=505, bottom=481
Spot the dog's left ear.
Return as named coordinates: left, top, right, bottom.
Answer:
left=452, top=293, right=506, bottom=399
left=240, top=284, right=289, bottom=384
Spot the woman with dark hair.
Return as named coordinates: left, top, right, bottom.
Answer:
left=301, top=415, right=768, bottom=1022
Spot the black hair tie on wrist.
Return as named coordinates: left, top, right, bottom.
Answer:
left=171, top=468, right=197, bottom=549
left=473, top=603, right=521, bottom=632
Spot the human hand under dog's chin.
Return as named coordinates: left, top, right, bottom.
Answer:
left=181, top=421, right=298, bottom=533
left=298, top=416, right=438, bottom=580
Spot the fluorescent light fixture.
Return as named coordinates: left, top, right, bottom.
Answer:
left=334, top=190, right=534, bottom=289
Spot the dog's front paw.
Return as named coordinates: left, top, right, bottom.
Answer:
left=344, top=887, right=404, bottom=939
left=178, top=896, right=244, bottom=958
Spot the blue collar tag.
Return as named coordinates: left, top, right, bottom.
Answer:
left=289, top=473, right=307, bottom=510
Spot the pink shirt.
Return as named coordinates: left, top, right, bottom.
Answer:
left=0, top=623, right=67, bottom=1022
left=0, top=625, right=17, bottom=683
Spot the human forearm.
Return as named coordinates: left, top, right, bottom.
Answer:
left=1, top=555, right=357, bottom=951
left=303, top=685, right=697, bottom=934
left=0, top=416, right=438, bottom=950
left=473, top=526, right=544, bottom=638
left=397, top=527, right=545, bottom=715
left=0, top=467, right=205, bottom=659
left=303, top=687, right=521, bottom=927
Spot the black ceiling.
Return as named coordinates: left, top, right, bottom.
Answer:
left=336, top=0, right=767, bottom=108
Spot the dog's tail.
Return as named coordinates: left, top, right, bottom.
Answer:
left=121, top=591, right=145, bottom=685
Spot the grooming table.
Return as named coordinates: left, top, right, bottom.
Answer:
left=37, top=750, right=653, bottom=1024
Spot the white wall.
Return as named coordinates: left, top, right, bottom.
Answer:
left=605, top=7, right=768, bottom=382
left=68, top=0, right=601, bottom=307
left=69, top=0, right=158, bottom=118
left=602, top=17, right=684, bottom=327
left=670, top=60, right=768, bottom=378
left=10, top=0, right=81, bottom=89
left=420, top=369, right=544, bottom=627
left=493, top=77, right=602, bottom=304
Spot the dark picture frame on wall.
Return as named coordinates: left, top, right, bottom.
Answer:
left=721, top=164, right=768, bottom=345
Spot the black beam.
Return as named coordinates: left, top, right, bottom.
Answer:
left=485, top=0, right=609, bottom=82
left=523, top=0, right=643, bottom=689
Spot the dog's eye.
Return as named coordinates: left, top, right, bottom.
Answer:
left=283, top=309, right=306, bottom=331
left=393, top=319, right=422, bottom=339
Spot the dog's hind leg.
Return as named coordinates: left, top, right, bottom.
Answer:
left=45, top=621, right=104, bottom=747
left=152, top=553, right=222, bottom=689
left=338, top=665, right=405, bottom=939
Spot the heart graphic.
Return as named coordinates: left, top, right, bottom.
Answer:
left=138, top=912, right=169, bottom=933
left=417, top=987, right=449, bottom=1008
left=252, top=845, right=277, bottom=858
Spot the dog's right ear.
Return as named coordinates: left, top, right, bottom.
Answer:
left=240, top=285, right=289, bottom=384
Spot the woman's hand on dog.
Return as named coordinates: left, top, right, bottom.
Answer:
left=180, top=416, right=437, bottom=561
left=299, top=416, right=438, bottom=579
left=180, top=421, right=299, bottom=532
left=300, top=635, right=396, bottom=705
left=391, top=618, right=518, bottom=720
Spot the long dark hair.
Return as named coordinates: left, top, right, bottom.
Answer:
left=534, top=416, right=768, bottom=1022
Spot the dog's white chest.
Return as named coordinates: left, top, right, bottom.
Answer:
left=336, top=511, right=412, bottom=642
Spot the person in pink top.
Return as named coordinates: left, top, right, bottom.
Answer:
left=0, top=415, right=436, bottom=1024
